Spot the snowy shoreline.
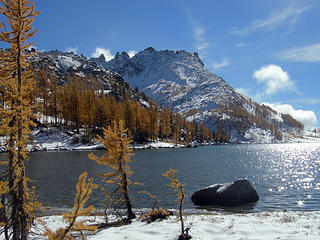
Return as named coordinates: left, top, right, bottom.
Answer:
left=4, top=210, right=318, bottom=240
left=1, top=127, right=319, bottom=153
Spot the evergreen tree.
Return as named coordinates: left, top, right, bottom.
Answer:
left=0, top=0, right=40, bottom=239
left=61, top=75, right=85, bottom=133
left=173, top=113, right=182, bottom=145
left=88, top=120, right=136, bottom=221
left=149, top=102, right=159, bottom=141
left=47, top=71, right=60, bottom=126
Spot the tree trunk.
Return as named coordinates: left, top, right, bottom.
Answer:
left=121, top=170, right=135, bottom=220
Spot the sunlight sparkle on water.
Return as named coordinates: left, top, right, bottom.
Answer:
left=297, top=200, right=304, bottom=207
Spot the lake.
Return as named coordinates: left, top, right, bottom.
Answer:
left=1, top=143, right=320, bottom=213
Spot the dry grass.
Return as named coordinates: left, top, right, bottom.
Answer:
left=140, top=208, right=173, bottom=223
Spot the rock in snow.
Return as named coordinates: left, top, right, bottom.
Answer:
left=191, top=179, right=259, bottom=207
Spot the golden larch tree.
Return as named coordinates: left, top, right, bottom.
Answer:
left=162, top=168, right=191, bottom=240
left=43, top=171, right=98, bottom=240
left=89, top=120, right=136, bottom=221
left=0, top=0, right=40, bottom=239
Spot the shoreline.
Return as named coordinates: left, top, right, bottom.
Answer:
left=4, top=210, right=318, bottom=240
left=1, top=126, right=319, bottom=153
left=2, top=137, right=320, bottom=154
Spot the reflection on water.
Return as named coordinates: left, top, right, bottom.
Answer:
left=1, top=143, right=319, bottom=212
left=196, top=202, right=258, bottom=213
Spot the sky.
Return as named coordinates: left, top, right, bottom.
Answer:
left=1, top=0, right=319, bottom=129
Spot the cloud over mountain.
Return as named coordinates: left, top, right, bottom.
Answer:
left=263, top=102, right=317, bottom=129
left=253, top=64, right=295, bottom=95
left=91, top=48, right=114, bottom=61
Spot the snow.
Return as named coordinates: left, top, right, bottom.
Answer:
left=1, top=126, right=319, bottom=153
left=22, top=127, right=186, bottom=152
left=3, top=211, right=319, bottom=240
left=139, top=98, right=150, bottom=107
left=29, top=127, right=103, bottom=151
left=98, top=48, right=240, bottom=115
left=132, top=141, right=184, bottom=149
left=56, top=55, right=81, bottom=70
left=282, top=130, right=320, bottom=143
left=244, top=128, right=275, bottom=144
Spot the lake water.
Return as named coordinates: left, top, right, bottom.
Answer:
left=1, top=143, right=320, bottom=213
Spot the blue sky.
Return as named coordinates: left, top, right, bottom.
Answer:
left=2, top=0, right=320, bottom=128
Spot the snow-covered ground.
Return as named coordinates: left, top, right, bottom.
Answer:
left=1, top=126, right=319, bottom=153
left=242, top=128, right=320, bottom=144
left=132, top=141, right=184, bottom=149
left=4, top=211, right=318, bottom=240
left=26, top=127, right=181, bottom=152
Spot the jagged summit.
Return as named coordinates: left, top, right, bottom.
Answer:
left=97, top=53, right=106, bottom=62
left=91, top=47, right=242, bottom=114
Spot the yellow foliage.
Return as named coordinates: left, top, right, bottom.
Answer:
left=162, top=168, right=186, bottom=203
left=0, top=181, right=8, bottom=209
left=163, top=168, right=190, bottom=239
left=88, top=120, right=134, bottom=186
left=89, top=120, right=136, bottom=220
left=43, top=171, right=98, bottom=240
left=0, top=0, right=40, bottom=238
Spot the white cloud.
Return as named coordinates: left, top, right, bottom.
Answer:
left=263, top=102, right=317, bottom=129
left=91, top=47, right=114, bottom=61
left=193, top=25, right=209, bottom=52
left=212, top=59, right=230, bottom=69
left=275, top=43, right=320, bottom=62
left=128, top=50, right=137, bottom=58
left=185, top=9, right=210, bottom=53
left=65, top=47, right=78, bottom=54
left=194, top=26, right=205, bottom=40
left=231, top=5, right=312, bottom=35
left=236, top=88, right=250, bottom=97
left=27, top=45, right=37, bottom=51
left=253, top=64, right=295, bottom=95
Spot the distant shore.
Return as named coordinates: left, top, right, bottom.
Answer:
left=1, top=127, right=319, bottom=153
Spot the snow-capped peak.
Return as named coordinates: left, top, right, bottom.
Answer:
left=92, top=47, right=242, bottom=114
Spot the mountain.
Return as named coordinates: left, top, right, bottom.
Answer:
left=92, top=47, right=303, bottom=143
left=30, top=49, right=146, bottom=102
left=92, top=47, right=243, bottom=113
left=12, top=47, right=303, bottom=143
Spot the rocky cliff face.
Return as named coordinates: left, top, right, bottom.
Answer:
left=92, top=47, right=244, bottom=114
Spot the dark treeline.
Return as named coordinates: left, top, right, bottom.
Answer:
left=33, top=69, right=213, bottom=145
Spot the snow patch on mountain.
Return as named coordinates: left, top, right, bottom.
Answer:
left=56, top=55, right=81, bottom=70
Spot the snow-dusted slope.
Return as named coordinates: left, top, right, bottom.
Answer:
left=92, top=47, right=304, bottom=142
left=30, top=50, right=132, bottom=97
left=92, top=47, right=244, bottom=114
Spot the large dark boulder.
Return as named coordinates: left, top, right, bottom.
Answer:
left=191, top=179, right=259, bottom=207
